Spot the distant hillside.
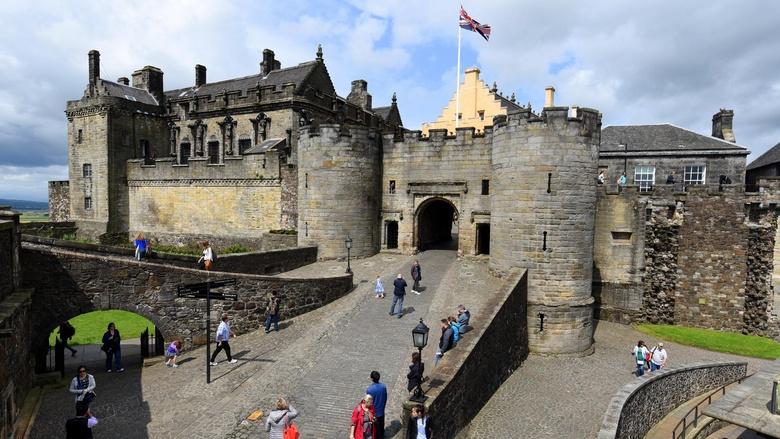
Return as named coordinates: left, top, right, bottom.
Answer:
left=0, top=199, right=49, bottom=211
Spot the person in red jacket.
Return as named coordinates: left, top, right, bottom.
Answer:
left=350, top=394, right=376, bottom=439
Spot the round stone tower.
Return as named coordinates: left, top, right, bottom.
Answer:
left=490, top=106, right=601, bottom=355
left=297, top=124, right=381, bottom=259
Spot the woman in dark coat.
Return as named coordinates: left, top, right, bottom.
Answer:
left=406, top=352, right=424, bottom=397
left=406, top=404, right=432, bottom=439
left=101, top=322, right=124, bottom=372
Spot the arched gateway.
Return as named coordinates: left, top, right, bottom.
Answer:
left=415, top=197, right=459, bottom=251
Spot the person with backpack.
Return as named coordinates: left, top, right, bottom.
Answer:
left=59, top=320, right=77, bottom=357
left=265, top=397, right=298, bottom=439
left=632, top=340, right=649, bottom=376
left=197, top=241, right=215, bottom=271
left=265, top=292, right=281, bottom=333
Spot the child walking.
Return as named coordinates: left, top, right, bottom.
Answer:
left=375, top=276, right=385, bottom=298
left=165, top=341, right=181, bottom=368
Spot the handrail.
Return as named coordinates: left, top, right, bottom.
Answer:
left=670, top=372, right=755, bottom=439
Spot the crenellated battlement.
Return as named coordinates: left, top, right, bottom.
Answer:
left=494, top=106, right=602, bottom=140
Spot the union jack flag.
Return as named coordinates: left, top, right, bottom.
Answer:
left=459, top=6, right=491, bottom=41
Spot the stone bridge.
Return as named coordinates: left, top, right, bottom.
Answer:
left=20, top=238, right=352, bottom=369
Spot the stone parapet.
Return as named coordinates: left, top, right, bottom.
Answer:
left=597, top=362, right=748, bottom=439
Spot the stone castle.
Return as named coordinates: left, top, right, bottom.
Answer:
left=53, top=47, right=780, bottom=357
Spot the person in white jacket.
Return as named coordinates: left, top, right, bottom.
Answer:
left=69, top=365, right=96, bottom=405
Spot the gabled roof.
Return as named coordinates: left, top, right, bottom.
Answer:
left=601, top=124, right=748, bottom=153
left=100, top=79, right=158, bottom=105
left=164, top=61, right=323, bottom=100
left=747, top=141, right=780, bottom=170
left=373, top=104, right=403, bottom=127
left=497, top=95, right=523, bottom=112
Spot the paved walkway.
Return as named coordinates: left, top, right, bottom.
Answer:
left=29, top=250, right=504, bottom=439
left=460, top=320, right=771, bottom=439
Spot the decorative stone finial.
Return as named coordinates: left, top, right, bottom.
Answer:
left=316, top=44, right=323, bottom=61
left=510, top=92, right=516, bottom=103
left=490, top=81, right=497, bottom=93
left=392, top=92, right=397, bottom=105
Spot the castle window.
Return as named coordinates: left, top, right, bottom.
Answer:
left=305, top=173, right=308, bottom=189
left=238, top=139, right=251, bottom=155
left=179, top=142, right=191, bottom=165
left=82, top=164, right=92, bottom=178
left=389, top=180, right=396, bottom=194
left=457, top=113, right=462, bottom=120
left=139, top=139, right=150, bottom=158
left=207, top=141, right=220, bottom=164
left=684, top=165, right=706, bottom=185
left=481, top=179, right=489, bottom=195
left=84, top=197, right=92, bottom=210
left=478, top=111, right=485, bottom=121
left=77, top=129, right=83, bottom=144
left=634, top=166, right=655, bottom=192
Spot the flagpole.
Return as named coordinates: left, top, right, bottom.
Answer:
left=455, top=22, right=462, bottom=129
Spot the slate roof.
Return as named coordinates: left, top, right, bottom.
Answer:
left=601, top=124, right=748, bottom=153
left=747, top=141, right=780, bottom=170
left=373, top=106, right=392, bottom=120
left=100, top=79, right=158, bottom=105
left=243, top=138, right=286, bottom=155
left=164, top=62, right=319, bottom=99
left=497, top=95, right=522, bottom=111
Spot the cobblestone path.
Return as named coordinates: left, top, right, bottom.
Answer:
left=460, top=320, right=772, bottom=439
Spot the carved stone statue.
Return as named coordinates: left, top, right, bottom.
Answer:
left=168, top=122, right=177, bottom=156
left=195, top=121, right=205, bottom=156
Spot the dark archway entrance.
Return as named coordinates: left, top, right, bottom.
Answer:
left=386, top=221, right=398, bottom=249
left=417, top=198, right=458, bottom=251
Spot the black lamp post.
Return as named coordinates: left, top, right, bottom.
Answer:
left=411, top=318, right=429, bottom=402
left=345, top=235, right=353, bottom=274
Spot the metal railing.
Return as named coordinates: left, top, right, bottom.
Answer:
left=671, top=373, right=753, bottom=439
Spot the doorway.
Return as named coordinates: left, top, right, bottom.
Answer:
left=476, top=223, right=490, bottom=255
left=386, top=221, right=398, bottom=249
left=417, top=198, right=458, bottom=251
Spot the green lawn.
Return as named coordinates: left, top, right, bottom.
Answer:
left=50, top=310, right=155, bottom=347
left=19, top=211, right=50, bottom=223
left=635, top=324, right=780, bottom=360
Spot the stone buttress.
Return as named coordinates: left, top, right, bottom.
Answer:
left=490, top=107, right=602, bottom=355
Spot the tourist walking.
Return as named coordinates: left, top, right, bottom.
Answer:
left=406, top=352, right=424, bottom=399
left=411, top=261, right=422, bottom=295
left=69, top=365, right=96, bottom=406
left=350, top=394, right=376, bottom=439
left=434, top=319, right=455, bottom=366
left=617, top=172, right=627, bottom=188
left=374, top=276, right=385, bottom=299
left=210, top=314, right=237, bottom=365
left=265, top=397, right=298, bottom=439
left=366, top=371, right=387, bottom=439
left=164, top=340, right=181, bottom=368
left=632, top=340, right=649, bottom=376
left=197, top=241, right=214, bottom=271
left=650, top=342, right=668, bottom=372
left=101, top=322, right=124, bottom=373
left=133, top=233, right=149, bottom=261
left=406, top=404, right=432, bottom=439
left=264, top=292, right=281, bottom=333
left=59, top=320, right=77, bottom=356
left=389, top=274, right=407, bottom=318
left=65, top=402, right=98, bottom=439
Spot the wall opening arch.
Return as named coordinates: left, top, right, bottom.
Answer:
left=416, top=197, right=459, bottom=251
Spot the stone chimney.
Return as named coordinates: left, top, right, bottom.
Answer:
left=195, top=64, right=206, bottom=87
left=346, top=79, right=372, bottom=111
left=88, top=50, right=100, bottom=87
left=464, top=67, right=480, bottom=87
left=117, top=77, right=129, bottom=86
left=132, top=66, right=165, bottom=104
left=544, top=86, right=555, bottom=108
left=712, top=109, right=735, bottom=143
left=261, top=49, right=280, bottom=75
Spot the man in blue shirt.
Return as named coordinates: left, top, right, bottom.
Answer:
left=209, top=314, right=238, bottom=365
left=366, top=371, right=387, bottom=439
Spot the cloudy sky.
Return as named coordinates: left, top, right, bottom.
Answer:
left=1, top=0, right=779, bottom=201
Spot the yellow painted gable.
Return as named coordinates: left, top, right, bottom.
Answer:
left=421, top=67, right=514, bottom=135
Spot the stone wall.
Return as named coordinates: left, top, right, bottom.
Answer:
left=744, top=222, right=776, bottom=335
left=19, top=222, right=78, bottom=239
left=0, top=222, right=13, bottom=302
left=597, top=362, right=747, bottom=439
left=48, top=181, right=71, bottom=222
left=676, top=187, right=747, bottom=330
left=598, top=153, right=747, bottom=187
left=642, top=201, right=682, bottom=324
left=417, top=270, right=528, bottom=439
left=0, top=289, right=33, bottom=439
left=20, top=243, right=353, bottom=366
left=381, top=127, right=492, bottom=256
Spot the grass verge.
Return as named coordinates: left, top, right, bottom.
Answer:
left=50, top=310, right=155, bottom=347
left=635, top=323, right=780, bottom=360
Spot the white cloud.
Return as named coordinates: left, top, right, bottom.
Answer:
left=0, top=165, right=67, bottom=201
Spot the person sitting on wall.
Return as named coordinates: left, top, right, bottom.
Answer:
left=456, top=305, right=471, bottom=333
left=133, top=233, right=149, bottom=261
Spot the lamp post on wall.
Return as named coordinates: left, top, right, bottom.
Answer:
left=345, top=235, right=353, bottom=274
left=410, top=318, right=429, bottom=402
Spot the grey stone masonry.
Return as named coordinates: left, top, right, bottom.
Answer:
left=490, top=107, right=602, bottom=355
left=47, top=181, right=70, bottom=222
left=297, top=124, right=382, bottom=259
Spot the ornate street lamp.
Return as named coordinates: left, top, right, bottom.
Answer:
left=345, top=235, right=353, bottom=274
left=411, top=318, right=429, bottom=402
